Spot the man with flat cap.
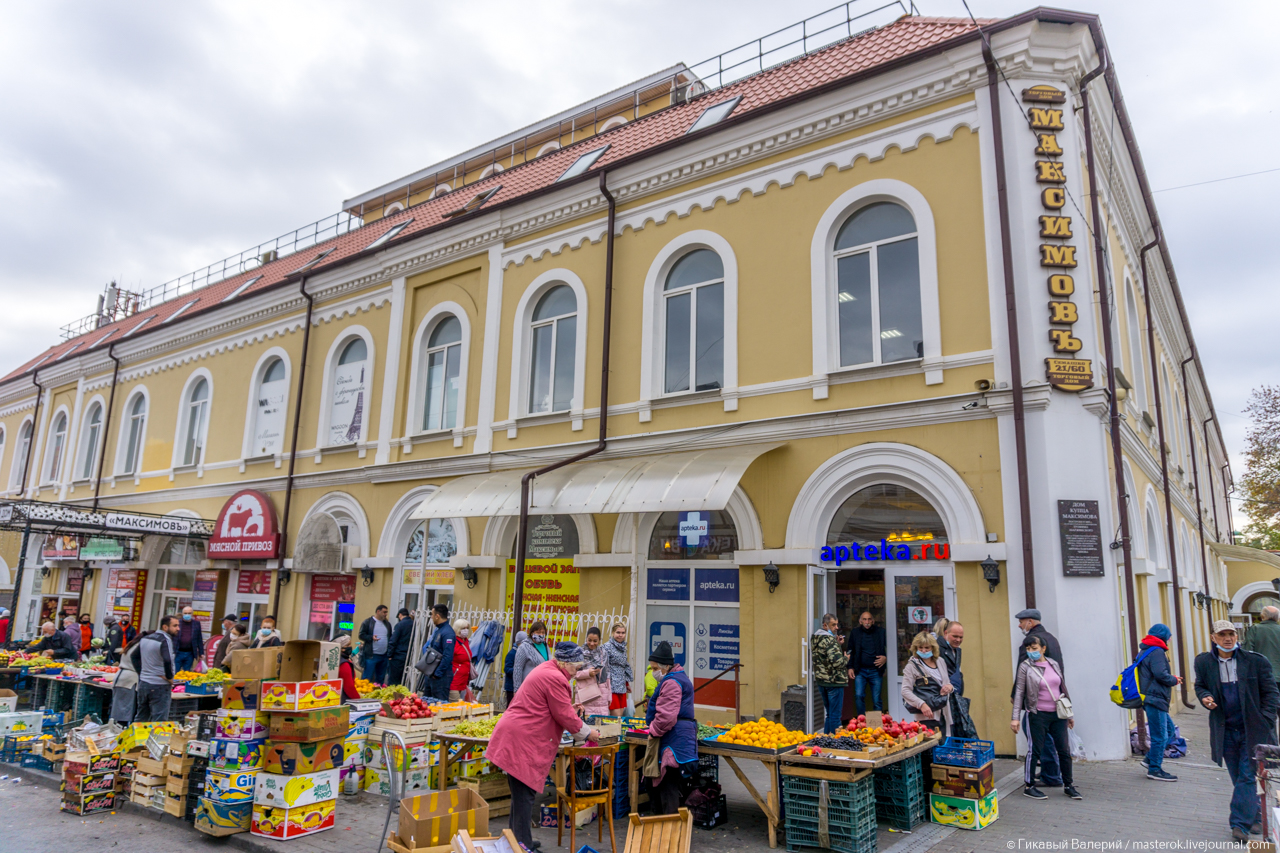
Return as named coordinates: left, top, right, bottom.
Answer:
left=1013, top=608, right=1065, bottom=787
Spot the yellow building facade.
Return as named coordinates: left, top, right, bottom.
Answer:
left=0, top=9, right=1253, bottom=758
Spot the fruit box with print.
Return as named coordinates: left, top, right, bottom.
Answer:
left=263, top=736, right=345, bottom=775
left=221, top=679, right=262, bottom=711
left=929, top=790, right=998, bottom=831
left=260, top=641, right=341, bottom=711
left=216, top=709, right=270, bottom=740
left=252, top=798, right=336, bottom=840
left=210, top=737, right=267, bottom=771
left=206, top=768, right=259, bottom=802
left=268, top=705, right=350, bottom=742
left=195, top=796, right=253, bottom=836
left=254, top=768, right=340, bottom=808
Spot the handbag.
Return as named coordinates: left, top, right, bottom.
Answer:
left=414, top=644, right=442, bottom=677
left=1055, top=695, right=1074, bottom=720
left=912, top=675, right=948, bottom=711
left=576, top=675, right=604, bottom=704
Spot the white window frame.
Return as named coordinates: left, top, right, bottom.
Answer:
left=116, top=388, right=150, bottom=478
left=810, top=180, right=942, bottom=396
left=74, top=397, right=106, bottom=482
left=0, top=426, right=6, bottom=486
left=42, top=407, right=70, bottom=486
left=315, top=326, right=376, bottom=454
left=405, top=302, right=471, bottom=439
left=508, top=270, right=588, bottom=427
left=8, top=418, right=32, bottom=491
left=240, top=347, right=292, bottom=462
left=1124, top=276, right=1147, bottom=411
left=640, top=231, right=739, bottom=418
left=173, top=369, right=213, bottom=470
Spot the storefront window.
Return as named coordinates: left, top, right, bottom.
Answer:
left=147, top=565, right=198, bottom=630
left=161, top=538, right=207, bottom=565
left=402, top=519, right=458, bottom=613
left=826, top=484, right=948, bottom=547
left=647, top=511, right=737, bottom=560
left=307, top=573, right=356, bottom=641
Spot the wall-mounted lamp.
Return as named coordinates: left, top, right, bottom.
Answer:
left=461, top=565, right=478, bottom=589
left=278, top=567, right=292, bottom=586
left=980, top=555, right=1000, bottom=593
left=1195, top=592, right=1207, bottom=609
left=360, top=566, right=375, bottom=587
left=1271, top=577, right=1280, bottom=594
left=762, top=562, right=780, bottom=594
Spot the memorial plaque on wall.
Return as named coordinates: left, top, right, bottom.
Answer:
left=1058, top=499, right=1104, bottom=576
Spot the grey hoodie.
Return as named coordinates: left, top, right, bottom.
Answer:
left=139, top=631, right=175, bottom=685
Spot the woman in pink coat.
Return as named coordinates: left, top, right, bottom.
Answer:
left=488, top=643, right=602, bottom=851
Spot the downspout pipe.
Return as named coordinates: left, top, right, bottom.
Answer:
left=980, top=41, right=1036, bottom=609
left=1142, top=230, right=1194, bottom=708
left=512, top=172, right=616, bottom=633
left=19, top=372, right=43, bottom=498
left=276, top=276, right=314, bottom=609
left=91, top=345, right=121, bottom=513
left=9, top=371, right=43, bottom=643
left=1182, top=355, right=1212, bottom=608
left=1080, top=45, right=1144, bottom=702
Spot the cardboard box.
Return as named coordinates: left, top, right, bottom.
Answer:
left=117, top=721, right=178, bottom=752
left=344, top=738, right=365, bottom=764
left=929, top=790, right=999, bottom=831
left=930, top=760, right=995, bottom=799
left=268, top=705, right=350, bottom=742
left=254, top=768, right=340, bottom=808
left=61, top=790, right=116, bottom=815
left=0, top=711, right=43, bottom=735
left=364, top=767, right=432, bottom=797
left=450, top=829, right=520, bottom=853
left=400, top=789, right=490, bottom=850
left=258, top=641, right=340, bottom=711
left=64, top=770, right=118, bottom=795
left=261, top=679, right=342, bottom=712
left=230, top=648, right=283, bottom=680
left=206, top=768, right=259, bottom=802
left=363, top=736, right=432, bottom=771
left=66, top=753, right=121, bottom=776
left=221, top=679, right=263, bottom=711
left=262, top=736, right=345, bottom=775
left=0, top=689, right=17, bottom=712
left=210, top=737, right=266, bottom=771
left=216, top=709, right=270, bottom=741
left=251, top=799, right=336, bottom=839
left=195, top=797, right=252, bottom=836
left=187, top=739, right=212, bottom=758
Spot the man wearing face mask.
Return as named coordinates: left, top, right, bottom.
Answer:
left=173, top=606, right=205, bottom=673
left=1011, top=608, right=1065, bottom=787
left=1195, top=620, right=1279, bottom=843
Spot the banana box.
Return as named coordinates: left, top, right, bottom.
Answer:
left=210, top=737, right=266, bottom=771
left=117, top=721, right=178, bottom=752
left=64, top=753, right=120, bottom=776
left=221, top=679, right=262, bottom=711
left=254, top=768, right=340, bottom=808
left=267, top=705, right=349, bottom=742
left=205, top=768, right=259, bottom=802
left=194, top=796, right=252, bottom=836
left=929, top=790, right=998, bottom=831
left=362, top=736, right=431, bottom=771
left=363, top=766, right=431, bottom=797
left=261, top=679, right=342, bottom=712
left=262, top=736, right=344, bottom=775
left=215, top=709, right=269, bottom=741
left=343, top=738, right=365, bottom=764
left=61, top=790, right=116, bottom=816
left=251, top=798, right=336, bottom=839
left=63, top=770, right=118, bottom=795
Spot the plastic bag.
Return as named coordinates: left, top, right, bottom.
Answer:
left=625, top=694, right=636, bottom=718
left=1069, top=729, right=1086, bottom=760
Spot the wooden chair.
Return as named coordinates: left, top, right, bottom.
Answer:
left=555, top=743, right=619, bottom=853
left=621, top=809, right=692, bottom=853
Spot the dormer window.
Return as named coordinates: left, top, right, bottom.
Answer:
left=686, top=96, right=741, bottom=134
left=557, top=146, right=610, bottom=182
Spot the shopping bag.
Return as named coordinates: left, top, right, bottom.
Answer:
left=1068, top=730, right=1086, bottom=760
left=625, top=694, right=636, bottom=718
left=195, top=657, right=207, bottom=673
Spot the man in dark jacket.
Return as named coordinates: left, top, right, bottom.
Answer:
left=938, top=620, right=964, bottom=695
left=1136, top=623, right=1182, bottom=781
left=174, top=606, right=205, bottom=673
left=386, top=608, right=415, bottom=686
left=358, top=606, right=393, bottom=685
left=1013, top=608, right=1065, bottom=786
left=846, top=611, right=886, bottom=715
left=1195, top=619, right=1280, bottom=843
left=31, top=621, right=79, bottom=660
left=423, top=604, right=455, bottom=701
left=1244, top=606, right=1280, bottom=701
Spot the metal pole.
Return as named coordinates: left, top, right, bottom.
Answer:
left=6, top=522, right=31, bottom=643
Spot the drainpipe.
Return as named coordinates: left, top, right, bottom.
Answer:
left=19, top=372, right=44, bottom=499
left=276, top=277, right=314, bottom=608
left=1141, top=231, right=1193, bottom=708
left=91, top=345, right=121, bottom=513
left=981, top=42, right=1037, bottom=609
left=512, top=172, right=616, bottom=633
left=1080, top=47, right=1144, bottom=703
left=1181, top=356, right=1212, bottom=604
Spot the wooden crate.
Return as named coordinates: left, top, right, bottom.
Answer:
left=370, top=715, right=435, bottom=735
left=465, top=704, right=493, bottom=720
left=487, top=797, right=512, bottom=818
left=457, top=772, right=511, bottom=800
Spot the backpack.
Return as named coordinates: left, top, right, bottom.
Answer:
left=1110, top=646, right=1158, bottom=709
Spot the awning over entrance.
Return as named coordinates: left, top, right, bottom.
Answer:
left=410, top=442, right=783, bottom=519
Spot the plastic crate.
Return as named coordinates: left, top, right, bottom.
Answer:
left=875, top=797, right=924, bottom=831
left=932, top=738, right=995, bottom=769
left=784, top=815, right=876, bottom=853
left=872, top=757, right=923, bottom=801
left=20, top=753, right=54, bottom=771
left=692, top=794, right=728, bottom=829
left=782, top=774, right=875, bottom=804
left=696, top=753, right=719, bottom=784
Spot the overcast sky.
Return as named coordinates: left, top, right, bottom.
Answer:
left=1, top=0, right=1274, bottom=525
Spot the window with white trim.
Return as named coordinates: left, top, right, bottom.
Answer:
left=250, top=357, right=288, bottom=457
left=9, top=421, right=31, bottom=489
left=43, top=412, right=67, bottom=484
left=329, top=338, right=369, bottom=445
left=528, top=285, right=578, bottom=414
left=77, top=403, right=102, bottom=480
left=0, top=427, right=6, bottom=483
left=421, top=316, right=463, bottom=431
left=121, top=394, right=147, bottom=475
left=833, top=202, right=922, bottom=367
left=1124, top=279, right=1147, bottom=409
left=663, top=249, right=724, bottom=393
left=179, top=378, right=210, bottom=467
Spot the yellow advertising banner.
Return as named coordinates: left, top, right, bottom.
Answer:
left=504, top=558, right=580, bottom=646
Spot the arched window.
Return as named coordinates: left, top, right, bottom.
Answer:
left=663, top=249, right=724, bottom=393
left=122, top=394, right=147, bottom=475
left=77, top=403, right=102, bottom=480
left=180, top=377, right=210, bottom=466
left=9, top=421, right=32, bottom=489
left=510, top=515, right=581, bottom=559
left=250, top=356, right=288, bottom=457
left=833, top=202, right=922, bottom=366
left=648, top=510, right=738, bottom=560
left=1124, top=280, right=1146, bottom=409
left=826, top=483, right=949, bottom=549
left=329, top=337, right=369, bottom=445
left=422, top=316, right=463, bottom=431
left=44, top=412, right=68, bottom=483
left=528, top=285, right=577, bottom=414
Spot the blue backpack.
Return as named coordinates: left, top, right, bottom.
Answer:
left=1110, top=646, right=1158, bottom=709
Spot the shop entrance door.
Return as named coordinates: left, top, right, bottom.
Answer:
left=883, top=565, right=954, bottom=719
left=804, top=566, right=833, bottom=731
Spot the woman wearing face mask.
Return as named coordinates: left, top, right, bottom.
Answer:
left=512, top=620, right=550, bottom=693
left=219, top=624, right=252, bottom=672
left=78, top=614, right=95, bottom=656
left=574, top=627, right=611, bottom=717
left=488, top=643, right=602, bottom=852
left=250, top=616, right=283, bottom=648
left=643, top=641, right=699, bottom=815
left=604, top=623, right=634, bottom=715
left=901, top=632, right=955, bottom=736
left=1012, top=635, right=1081, bottom=801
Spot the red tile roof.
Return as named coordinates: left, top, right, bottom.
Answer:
left=3, top=14, right=993, bottom=385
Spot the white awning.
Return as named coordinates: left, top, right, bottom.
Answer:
left=410, top=442, right=783, bottom=519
